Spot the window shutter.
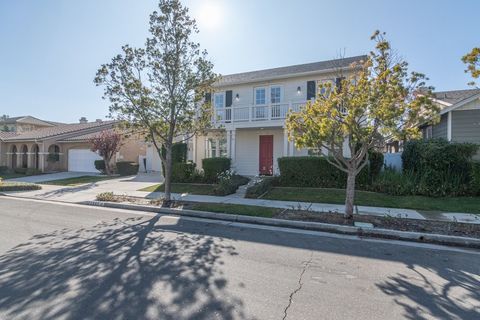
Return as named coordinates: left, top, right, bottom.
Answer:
left=335, top=77, right=345, bottom=92
left=225, top=90, right=233, bottom=107
left=307, top=81, right=316, bottom=100
left=205, top=93, right=212, bottom=104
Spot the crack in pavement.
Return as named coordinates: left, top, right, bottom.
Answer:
left=282, top=251, right=314, bottom=320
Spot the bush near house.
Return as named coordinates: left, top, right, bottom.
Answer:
left=277, top=151, right=383, bottom=189
left=94, top=160, right=106, bottom=173
left=171, top=162, right=197, bottom=183
left=202, top=158, right=231, bottom=183
left=0, top=166, right=8, bottom=174
left=213, top=172, right=250, bottom=196
left=469, top=162, right=480, bottom=195
left=116, top=161, right=139, bottom=176
left=245, top=177, right=279, bottom=199
left=400, top=139, right=479, bottom=197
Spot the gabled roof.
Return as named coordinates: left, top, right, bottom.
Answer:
left=0, top=116, right=61, bottom=127
left=2, top=120, right=117, bottom=142
left=433, top=89, right=480, bottom=105
left=57, top=129, right=114, bottom=142
left=215, top=55, right=368, bottom=87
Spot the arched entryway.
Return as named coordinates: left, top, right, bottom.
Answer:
left=31, top=144, right=40, bottom=170
left=11, top=145, right=17, bottom=169
left=21, top=145, right=28, bottom=169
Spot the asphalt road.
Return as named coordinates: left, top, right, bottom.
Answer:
left=0, top=196, right=479, bottom=320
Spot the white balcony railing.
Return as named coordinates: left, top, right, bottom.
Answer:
left=213, top=101, right=306, bottom=124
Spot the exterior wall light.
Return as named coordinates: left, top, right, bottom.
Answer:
left=235, top=93, right=240, bottom=101
left=297, top=86, right=302, bottom=94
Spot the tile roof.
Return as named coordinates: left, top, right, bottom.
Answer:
left=0, top=116, right=59, bottom=127
left=3, top=121, right=117, bottom=141
left=433, top=89, right=480, bottom=105
left=215, top=55, right=368, bottom=86
left=58, top=129, right=114, bottom=142
left=0, top=132, right=19, bottom=140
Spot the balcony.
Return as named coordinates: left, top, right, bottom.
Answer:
left=213, top=101, right=307, bottom=127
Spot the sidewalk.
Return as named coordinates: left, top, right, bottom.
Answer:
left=2, top=175, right=480, bottom=224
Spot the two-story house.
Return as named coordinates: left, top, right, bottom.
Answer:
left=146, top=55, right=366, bottom=176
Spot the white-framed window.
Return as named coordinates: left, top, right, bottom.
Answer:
left=206, top=137, right=228, bottom=158
left=425, top=125, right=433, bottom=139
left=255, top=87, right=266, bottom=105
left=214, top=92, right=225, bottom=109
left=270, top=86, right=282, bottom=104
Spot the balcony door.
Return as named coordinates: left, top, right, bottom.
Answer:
left=254, top=86, right=283, bottom=120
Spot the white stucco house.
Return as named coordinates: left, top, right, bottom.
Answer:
left=146, top=55, right=366, bottom=176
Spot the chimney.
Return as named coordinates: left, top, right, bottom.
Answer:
left=96, top=119, right=103, bottom=123
left=79, top=117, right=88, bottom=124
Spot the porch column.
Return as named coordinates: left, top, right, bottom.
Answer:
left=289, top=135, right=294, bottom=157
left=226, top=130, right=232, bottom=159
left=447, top=111, right=452, bottom=141
left=40, top=142, right=45, bottom=172
left=230, top=129, right=236, bottom=168
left=283, top=127, right=289, bottom=156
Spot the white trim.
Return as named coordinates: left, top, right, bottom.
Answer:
left=440, top=93, right=480, bottom=115
left=447, top=111, right=452, bottom=141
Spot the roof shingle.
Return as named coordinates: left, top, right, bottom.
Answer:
left=215, top=55, right=368, bottom=87
left=433, top=89, right=480, bottom=105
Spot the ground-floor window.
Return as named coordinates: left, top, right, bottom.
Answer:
left=206, top=137, right=227, bottom=158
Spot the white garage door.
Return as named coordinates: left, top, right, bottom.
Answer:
left=68, top=149, right=102, bottom=172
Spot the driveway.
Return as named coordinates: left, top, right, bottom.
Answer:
left=6, top=171, right=99, bottom=183
left=0, top=197, right=478, bottom=320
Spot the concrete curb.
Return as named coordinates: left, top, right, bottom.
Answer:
left=82, top=201, right=480, bottom=249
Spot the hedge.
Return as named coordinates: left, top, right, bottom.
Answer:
left=213, top=175, right=250, bottom=196
left=470, top=162, right=480, bottom=195
left=116, top=161, right=139, bottom=176
left=171, top=162, right=196, bottom=183
left=277, top=155, right=382, bottom=189
left=202, top=158, right=231, bottom=182
left=402, top=139, right=479, bottom=196
left=0, top=166, right=8, bottom=174
left=94, top=160, right=106, bottom=173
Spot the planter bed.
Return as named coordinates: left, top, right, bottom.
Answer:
left=92, top=194, right=480, bottom=238
left=0, top=182, right=41, bottom=192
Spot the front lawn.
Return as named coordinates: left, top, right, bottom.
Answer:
left=263, top=187, right=480, bottom=214
left=40, top=175, right=116, bottom=186
left=140, top=183, right=217, bottom=195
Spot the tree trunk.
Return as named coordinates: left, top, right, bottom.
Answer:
left=344, top=170, right=356, bottom=219
left=162, top=145, right=173, bottom=206
left=103, top=156, right=111, bottom=176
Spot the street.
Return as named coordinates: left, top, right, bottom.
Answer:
left=0, top=197, right=479, bottom=320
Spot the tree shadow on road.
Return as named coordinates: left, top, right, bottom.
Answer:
left=0, top=215, right=249, bottom=320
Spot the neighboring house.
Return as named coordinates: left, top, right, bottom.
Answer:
left=0, top=118, right=146, bottom=173
left=0, top=116, right=63, bottom=133
left=421, top=88, right=480, bottom=157
left=145, top=55, right=367, bottom=176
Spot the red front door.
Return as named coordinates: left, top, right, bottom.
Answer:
left=259, top=135, right=274, bottom=175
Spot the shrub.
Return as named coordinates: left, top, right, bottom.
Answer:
left=171, top=162, right=196, bottom=183
left=0, top=182, right=41, bottom=192
left=14, top=168, right=28, bottom=175
left=47, top=153, right=59, bottom=162
left=471, top=162, right=480, bottom=195
left=202, top=158, right=231, bottom=183
left=0, top=166, right=9, bottom=174
left=402, top=139, right=478, bottom=196
left=94, top=160, right=106, bottom=173
left=25, top=168, right=41, bottom=176
left=213, top=171, right=250, bottom=196
left=96, top=192, right=117, bottom=202
left=245, top=177, right=278, bottom=198
left=116, top=161, right=139, bottom=176
left=369, top=169, right=418, bottom=196
left=368, top=150, right=384, bottom=181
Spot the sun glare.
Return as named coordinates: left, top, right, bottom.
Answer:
left=196, top=1, right=225, bottom=30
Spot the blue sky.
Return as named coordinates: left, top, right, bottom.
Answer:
left=0, top=0, right=478, bottom=123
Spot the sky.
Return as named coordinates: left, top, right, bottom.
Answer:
left=0, top=0, right=478, bottom=123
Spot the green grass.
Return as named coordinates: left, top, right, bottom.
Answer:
left=187, top=202, right=281, bottom=218
left=140, top=183, right=217, bottom=195
left=263, top=187, right=480, bottom=214
left=40, top=175, right=115, bottom=186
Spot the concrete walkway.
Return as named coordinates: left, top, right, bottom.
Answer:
left=3, top=173, right=480, bottom=224
left=7, top=171, right=98, bottom=183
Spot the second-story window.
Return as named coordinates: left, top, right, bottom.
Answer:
left=270, top=86, right=282, bottom=104
left=214, top=92, right=225, bottom=109
left=255, top=87, right=266, bottom=105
